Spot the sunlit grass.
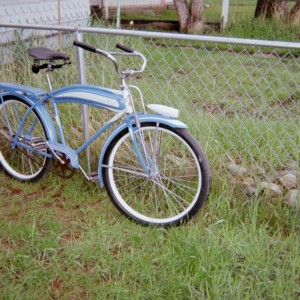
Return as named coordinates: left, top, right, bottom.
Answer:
left=0, top=170, right=299, bottom=298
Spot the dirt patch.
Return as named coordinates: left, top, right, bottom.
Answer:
left=0, top=239, right=25, bottom=251
left=24, top=186, right=48, bottom=201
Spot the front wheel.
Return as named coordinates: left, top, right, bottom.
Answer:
left=103, top=123, right=210, bottom=227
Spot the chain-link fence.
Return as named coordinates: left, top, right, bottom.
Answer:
left=0, top=24, right=299, bottom=196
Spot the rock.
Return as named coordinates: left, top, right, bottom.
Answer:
left=242, top=176, right=256, bottom=187
left=242, top=176, right=257, bottom=197
left=225, top=162, right=247, bottom=177
left=245, top=186, right=258, bottom=197
left=255, top=166, right=266, bottom=177
left=279, top=173, right=297, bottom=190
left=286, top=160, right=298, bottom=171
left=261, top=182, right=282, bottom=196
left=286, top=190, right=300, bottom=208
left=277, top=170, right=299, bottom=178
left=270, top=170, right=299, bottom=185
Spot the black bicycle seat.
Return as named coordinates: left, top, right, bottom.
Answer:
left=29, top=47, right=69, bottom=61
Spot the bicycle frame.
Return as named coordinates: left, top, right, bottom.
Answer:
left=0, top=80, right=188, bottom=187
left=52, top=82, right=189, bottom=186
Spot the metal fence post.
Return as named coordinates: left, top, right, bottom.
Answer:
left=75, top=30, right=91, bottom=173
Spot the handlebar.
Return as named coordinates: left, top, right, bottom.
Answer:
left=116, top=43, right=134, bottom=53
left=73, top=40, right=147, bottom=78
left=73, top=40, right=97, bottom=52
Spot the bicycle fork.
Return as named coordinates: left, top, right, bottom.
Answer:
left=127, top=119, right=159, bottom=178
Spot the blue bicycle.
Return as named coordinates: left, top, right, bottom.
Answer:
left=0, top=40, right=210, bottom=227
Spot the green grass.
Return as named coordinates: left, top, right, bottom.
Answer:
left=0, top=170, right=299, bottom=299
left=222, top=18, right=300, bottom=41
left=118, top=0, right=257, bottom=23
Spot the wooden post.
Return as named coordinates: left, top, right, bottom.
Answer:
left=103, top=0, right=109, bottom=20
left=221, top=0, right=230, bottom=30
left=116, top=0, right=121, bottom=28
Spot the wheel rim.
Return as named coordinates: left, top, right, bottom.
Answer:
left=0, top=99, right=47, bottom=180
left=107, top=126, right=202, bottom=224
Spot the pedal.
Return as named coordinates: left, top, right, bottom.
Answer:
left=88, top=172, right=99, bottom=182
left=30, top=137, right=48, bottom=152
left=18, top=136, right=48, bottom=152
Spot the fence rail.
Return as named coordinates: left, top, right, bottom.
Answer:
left=2, top=23, right=300, bottom=49
left=0, top=23, right=299, bottom=197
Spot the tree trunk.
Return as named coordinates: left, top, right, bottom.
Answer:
left=174, top=0, right=204, bottom=34
left=189, top=0, right=204, bottom=34
left=255, top=0, right=300, bottom=23
left=173, top=0, right=191, bottom=33
left=289, top=0, right=300, bottom=22
left=254, top=0, right=289, bottom=20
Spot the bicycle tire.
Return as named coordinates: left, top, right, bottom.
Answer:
left=103, top=122, right=210, bottom=227
left=0, top=96, right=52, bottom=182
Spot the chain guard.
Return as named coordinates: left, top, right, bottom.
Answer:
left=2, top=138, right=75, bottom=179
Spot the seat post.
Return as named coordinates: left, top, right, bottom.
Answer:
left=45, top=71, right=53, bottom=91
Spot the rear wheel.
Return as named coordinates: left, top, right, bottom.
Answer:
left=103, top=123, right=210, bottom=227
left=0, top=97, right=52, bottom=182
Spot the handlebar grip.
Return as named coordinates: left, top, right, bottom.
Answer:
left=73, top=40, right=96, bottom=53
left=116, top=43, right=135, bottom=53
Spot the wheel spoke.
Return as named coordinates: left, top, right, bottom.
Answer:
left=153, top=176, right=191, bottom=208
left=103, top=164, right=148, bottom=178
left=0, top=98, right=51, bottom=181
left=104, top=124, right=209, bottom=226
